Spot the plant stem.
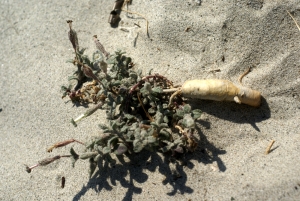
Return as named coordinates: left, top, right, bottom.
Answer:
left=71, top=101, right=104, bottom=126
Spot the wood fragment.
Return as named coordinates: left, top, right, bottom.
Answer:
left=265, top=140, right=275, bottom=155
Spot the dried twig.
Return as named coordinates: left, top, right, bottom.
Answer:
left=265, top=140, right=275, bottom=155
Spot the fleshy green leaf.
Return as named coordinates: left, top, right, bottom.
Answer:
left=191, top=109, right=202, bottom=119
left=183, top=104, right=192, bottom=114
left=102, top=146, right=111, bottom=155
left=182, top=114, right=195, bottom=128
left=140, top=82, right=152, bottom=96
left=133, top=139, right=144, bottom=153
left=94, top=154, right=102, bottom=162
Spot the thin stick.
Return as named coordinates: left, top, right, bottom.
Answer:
left=122, top=1, right=149, bottom=36
left=287, top=10, right=300, bottom=32
left=238, top=67, right=251, bottom=86
left=265, top=140, right=275, bottom=155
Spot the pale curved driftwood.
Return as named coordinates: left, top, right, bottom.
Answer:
left=180, top=79, right=261, bottom=107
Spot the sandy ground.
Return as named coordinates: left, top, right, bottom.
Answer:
left=0, top=0, right=300, bottom=200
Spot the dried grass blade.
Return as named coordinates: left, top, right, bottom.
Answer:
left=287, top=10, right=300, bottom=32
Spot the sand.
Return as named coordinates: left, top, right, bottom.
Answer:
left=0, top=0, right=300, bottom=200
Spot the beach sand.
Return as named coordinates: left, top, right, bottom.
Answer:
left=0, top=0, right=299, bottom=200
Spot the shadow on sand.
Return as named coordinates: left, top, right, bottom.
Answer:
left=72, top=97, right=270, bottom=200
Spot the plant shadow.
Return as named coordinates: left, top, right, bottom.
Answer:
left=72, top=123, right=226, bottom=200
left=72, top=96, right=269, bottom=200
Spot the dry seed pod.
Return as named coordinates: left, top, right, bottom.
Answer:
left=38, top=155, right=61, bottom=166
left=67, top=20, right=79, bottom=51
left=93, top=35, right=110, bottom=58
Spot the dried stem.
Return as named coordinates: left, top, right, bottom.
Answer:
left=265, top=140, right=275, bottom=155
left=47, top=139, right=85, bottom=152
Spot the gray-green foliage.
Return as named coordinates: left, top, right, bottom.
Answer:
left=60, top=22, right=202, bottom=178
left=65, top=49, right=202, bottom=177
left=26, top=21, right=202, bottom=180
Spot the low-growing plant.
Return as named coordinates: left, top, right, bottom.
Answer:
left=25, top=21, right=202, bottom=178
left=26, top=20, right=261, bottom=189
